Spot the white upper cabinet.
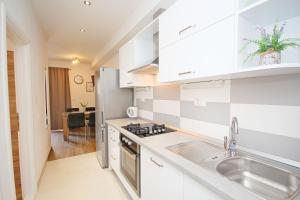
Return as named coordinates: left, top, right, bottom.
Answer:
left=119, top=40, right=155, bottom=88
left=159, top=0, right=236, bottom=49
left=160, top=16, right=236, bottom=82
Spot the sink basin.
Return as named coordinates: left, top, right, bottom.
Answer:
left=216, top=157, right=300, bottom=200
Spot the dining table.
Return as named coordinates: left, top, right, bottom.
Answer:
left=62, top=111, right=96, bottom=141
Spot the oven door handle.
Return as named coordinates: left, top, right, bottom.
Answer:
left=121, top=145, right=137, bottom=159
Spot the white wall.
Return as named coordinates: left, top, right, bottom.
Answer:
left=134, top=74, right=300, bottom=166
left=7, top=37, right=13, bottom=50
left=48, top=60, right=95, bottom=110
left=1, top=0, right=50, bottom=199
left=102, top=52, right=119, bottom=68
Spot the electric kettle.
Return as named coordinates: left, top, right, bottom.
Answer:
left=127, top=107, right=138, bottom=118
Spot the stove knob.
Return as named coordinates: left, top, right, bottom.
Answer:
left=127, top=141, right=132, bottom=145
left=124, top=138, right=128, bottom=143
left=122, top=137, right=126, bottom=141
left=158, top=129, right=162, bottom=133
left=153, top=130, right=157, bottom=133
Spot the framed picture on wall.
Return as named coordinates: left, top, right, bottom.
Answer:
left=86, top=82, right=94, bottom=92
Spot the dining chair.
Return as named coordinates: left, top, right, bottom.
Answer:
left=87, top=112, right=95, bottom=137
left=67, top=112, right=86, bottom=142
left=85, top=107, right=95, bottom=111
left=66, top=107, right=79, bottom=112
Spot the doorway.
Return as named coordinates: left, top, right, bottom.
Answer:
left=47, top=67, right=96, bottom=161
left=4, top=19, right=37, bottom=200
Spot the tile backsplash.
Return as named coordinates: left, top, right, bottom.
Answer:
left=134, top=74, right=300, bottom=163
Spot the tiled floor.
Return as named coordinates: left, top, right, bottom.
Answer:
left=36, top=153, right=131, bottom=200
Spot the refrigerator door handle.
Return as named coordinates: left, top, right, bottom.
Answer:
left=101, top=111, right=104, bottom=125
left=101, top=129, right=104, bottom=142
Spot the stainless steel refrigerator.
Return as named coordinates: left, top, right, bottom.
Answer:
left=95, top=68, right=133, bottom=168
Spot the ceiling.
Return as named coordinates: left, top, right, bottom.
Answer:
left=31, top=0, right=147, bottom=64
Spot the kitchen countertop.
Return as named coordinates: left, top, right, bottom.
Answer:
left=106, top=118, right=300, bottom=200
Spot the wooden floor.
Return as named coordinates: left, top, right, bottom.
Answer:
left=48, top=129, right=96, bottom=161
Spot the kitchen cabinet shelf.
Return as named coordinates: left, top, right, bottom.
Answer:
left=182, top=63, right=300, bottom=84
left=239, top=0, right=300, bottom=26
left=237, top=0, right=300, bottom=69
left=234, top=63, right=300, bottom=79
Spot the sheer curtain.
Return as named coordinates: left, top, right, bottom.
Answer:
left=48, top=67, right=71, bottom=130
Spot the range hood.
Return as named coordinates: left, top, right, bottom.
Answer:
left=128, top=57, right=159, bottom=75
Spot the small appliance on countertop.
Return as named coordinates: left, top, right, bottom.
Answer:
left=122, top=123, right=176, bottom=138
left=127, top=107, right=138, bottom=118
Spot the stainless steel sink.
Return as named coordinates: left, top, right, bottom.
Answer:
left=216, top=157, right=300, bottom=200
left=167, top=140, right=223, bottom=165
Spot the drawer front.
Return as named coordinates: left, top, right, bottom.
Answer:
left=111, top=145, right=120, bottom=171
left=109, top=126, right=120, bottom=143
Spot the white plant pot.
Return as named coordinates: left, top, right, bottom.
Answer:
left=259, top=51, right=281, bottom=65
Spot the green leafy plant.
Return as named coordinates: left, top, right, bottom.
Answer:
left=242, top=23, right=300, bottom=63
left=80, top=102, right=88, bottom=108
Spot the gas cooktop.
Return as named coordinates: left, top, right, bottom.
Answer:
left=122, top=123, right=176, bottom=138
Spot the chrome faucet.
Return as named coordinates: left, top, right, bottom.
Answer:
left=224, top=117, right=239, bottom=157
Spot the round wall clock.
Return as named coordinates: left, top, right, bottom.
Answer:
left=74, top=75, right=84, bottom=84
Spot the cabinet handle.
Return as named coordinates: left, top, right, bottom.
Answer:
left=150, top=157, right=163, bottom=168
left=179, top=25, right=195, bottom=35
left=178, top=71, right=193, bottom=76
left=127, top=82, right=133, bottom=85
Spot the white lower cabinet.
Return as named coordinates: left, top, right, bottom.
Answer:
left=141, top=147, right=183, bottom=200
left=183, top=175, right=223, bottom=200
left=141, top=147, right=224, bottom=200
left=108, top=126, right=120, bottom=174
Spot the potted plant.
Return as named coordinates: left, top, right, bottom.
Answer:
left=242, top=23, right=300, bottom=65
left=80, top=102, right=88, bottom=111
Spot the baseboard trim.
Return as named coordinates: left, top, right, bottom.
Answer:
left=37, top=146, right=51, bottom=186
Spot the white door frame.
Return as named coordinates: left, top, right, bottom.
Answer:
left=1, top=2, right=37, bottom=200
left=0, top=2, right=16, bottom=199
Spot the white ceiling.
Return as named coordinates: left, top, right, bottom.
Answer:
left=31, top=0, right=147, bottom=63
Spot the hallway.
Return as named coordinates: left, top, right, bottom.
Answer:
left=36, top=153, right=131, bottom=200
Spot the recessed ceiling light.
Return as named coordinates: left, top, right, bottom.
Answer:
left=84, top=1, right=92, bottom=6
left=80, top=28, right=86, bottom=32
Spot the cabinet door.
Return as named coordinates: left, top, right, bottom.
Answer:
left=159, top=0, right=235, bottom=48
left=119, top=40, right=135, bottom=88
left=187, top=16, right=236, bottom=77
left=108, top=126, right=120, bottom=172
left=183, top=175, right=223, bottom=200
left=159, top=16, right=235, bottom=83
left=108, top=127, right=114, bottom=169
left=119, top=40, right=155, bottom=88
left=141, top=147, right=183, bottom=200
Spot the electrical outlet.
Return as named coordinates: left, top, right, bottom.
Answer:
left=194, top=99, right=207, bottom=107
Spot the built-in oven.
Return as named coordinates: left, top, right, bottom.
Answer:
left=120, top=133, right=140, bottom=197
